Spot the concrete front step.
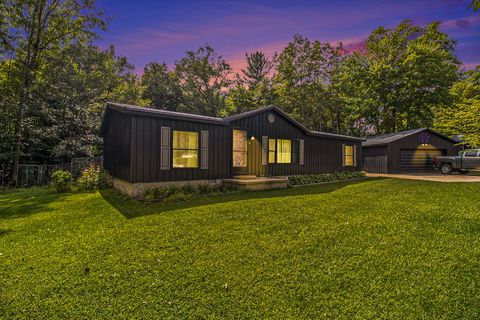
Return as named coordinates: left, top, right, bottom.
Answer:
left=224, top=177, right=288, bottom=190
left=232, top=175, right=257, bottom=180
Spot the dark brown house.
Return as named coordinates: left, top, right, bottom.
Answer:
left=100, top=103, right=363, bottom=196
left=362, top=128, right=462, bottom=173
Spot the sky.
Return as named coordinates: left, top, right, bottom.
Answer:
left=96, top=0, right=480, bottom=75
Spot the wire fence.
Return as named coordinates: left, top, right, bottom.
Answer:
left=10, top=156, right=103, bottom=188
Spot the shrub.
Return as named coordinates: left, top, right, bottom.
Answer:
left=197, top=183, right=211, bottom=195
left=51, top=170, right=73, bottom=192
left=143, top=182, right=241, bottom=202
left=78, top=164, right=112, bottom=191
left=180, top=184, right=196, bottom=194
left=288, top=171, right=366, bottom=186
left=217, top=183, right=240, bottom=193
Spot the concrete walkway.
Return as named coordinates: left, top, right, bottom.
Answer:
left=367, top=172, right=480, bottom=183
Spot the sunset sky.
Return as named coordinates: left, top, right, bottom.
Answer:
left=97, top=0, right=480, bottom=74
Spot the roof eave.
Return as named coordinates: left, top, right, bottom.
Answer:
left=106, top=102, right=228, bottom=126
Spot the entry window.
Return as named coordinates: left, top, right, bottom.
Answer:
left=233, top=130, right=247, bottom=167
left=344, top=145, right=354, bottom=166
left=268, top=139, right=276, bottom=163
left=173, top=130, right=198, bottom=168
left=277, top=139, right=291, bottom=163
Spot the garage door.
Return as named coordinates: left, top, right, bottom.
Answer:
left=399, top=149, right=445, bottom=171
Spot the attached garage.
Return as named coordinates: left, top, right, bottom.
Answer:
left=363, top=128, right=462, bottom=173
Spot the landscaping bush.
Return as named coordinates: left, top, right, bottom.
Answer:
left=288, top=171, right=366, bottom=186
left=77, top=165, right=112, bottom=191
left=143, top=183, right=240, bottom=202
left=51, top=170, right=73, bottom=192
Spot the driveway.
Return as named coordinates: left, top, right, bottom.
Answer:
left=367, top=172, right=480, bottom=183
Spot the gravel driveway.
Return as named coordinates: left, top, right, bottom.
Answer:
left=367, top=172, right=480, bottom=183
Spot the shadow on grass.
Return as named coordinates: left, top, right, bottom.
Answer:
left=101, top=178, right=382, bottom=219
left=0, top=188, right=69, bottom=220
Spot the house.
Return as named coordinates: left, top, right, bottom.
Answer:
left=362, top=128, right=463, bottom=173
left=100, top=103, right=364, bottom=197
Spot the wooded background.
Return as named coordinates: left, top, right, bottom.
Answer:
left=1, top=0, right=479, bottom=185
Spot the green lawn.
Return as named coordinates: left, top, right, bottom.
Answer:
left=1, top=178, right=480, bottom=319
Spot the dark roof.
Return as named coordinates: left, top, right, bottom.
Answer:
left=102, top=102, right=364, bottom=141
left=224, top=105, right=311, bottom=134
left=106, top=102, right=225, bottom=124
left=225, top=105, right=364, bottom=141
left=363, top=128, right=459, bottom=147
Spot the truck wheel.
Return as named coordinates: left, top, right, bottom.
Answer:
left=440, top=164, right=453, bottom=175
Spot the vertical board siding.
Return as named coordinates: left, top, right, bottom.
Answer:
left=362, top=130, right=462, bottom=173
left=388, top=131, right=462, bottom=173
left=129, top=115, right=230, bottom=183
left=362, top=145, right=388, bottom=173
left=103, top=111, right=132, bottom=181
left=104, top=108, right=363, bottom=183
left=229, top=110, right=362, bottom=176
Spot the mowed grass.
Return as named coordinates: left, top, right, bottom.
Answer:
left=1, top=179, right=480, bottom=319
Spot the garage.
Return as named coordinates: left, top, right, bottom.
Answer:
left=363, top=128, right=462, bottom=173
left=399, top=149, right=445, bottom=171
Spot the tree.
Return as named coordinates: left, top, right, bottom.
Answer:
left=469, top=0, right=480, bottom=11
left=226, top=51, right=275, bottom=114
left=272, top=35, right=345, bottom=131
left=4, top=0, right=107, bottom=184
left=338, top=20, right=460, bottom=134
left=18, top=44, right=140, bottom=163
left=435, top=67, right=480, bottom=147
left=141, top=62, right=183, bottom=111
left=175, top=45, right=232, bottom=117
left=240, top=51, right=272, bottom=87
left=0, top=0, right=10, bottom=56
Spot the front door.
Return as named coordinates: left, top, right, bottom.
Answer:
left=232, top=129, right=248, bottom=175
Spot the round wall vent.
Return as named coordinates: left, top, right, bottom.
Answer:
left=268, top=113, right=275, bottom=123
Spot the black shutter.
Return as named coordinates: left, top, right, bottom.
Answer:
left=262, top=136, right=268, bottom=165
left=161, top=127, right=170, bottom=170
left=201, top=130, right=208, bottom=169
left=299, top=139, right=304, bottom=165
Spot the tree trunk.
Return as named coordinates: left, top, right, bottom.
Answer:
left=9, top=0, right=45, bottom=185
left=10, top=72, right=32, bottom=185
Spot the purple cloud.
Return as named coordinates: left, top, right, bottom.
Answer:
left=456, top=19, right=472, bottom=29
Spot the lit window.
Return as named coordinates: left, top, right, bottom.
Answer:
left=344, top=145, right=354, bottom=166
left=277, top=139, right=291, bottom=163
left=173, top=131, right=198, bottom=168
left=268, top=139, right=276, bottom=163
left=233, top=130, right=247, bottom=167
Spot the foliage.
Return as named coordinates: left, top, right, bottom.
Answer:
left=469, top=0, right=480, bottom=11
left=272, top=35, right=346, bottom=132
left=1, top=43, right=141, bottom=172
left=50, top=169, right=73, bottom=192
left=434, top=67, right=480, bottom=147
left=288, top=171, right=366, bottom=185
left=338, top=20, right=460, bottom=134
left=226, top=51, right=275, bottom=114
left=3, top=0, right=108, bottom=184
left=0, top=13, right=476, bottom=186
left=144, top=183, right=240, bottom=202
left=77, top=164, right=112, bottom=191
left=175, top=45, right=233, bottom=117
left=2, top=180, right=480, bottom=318
left=141, top=62, right=183, bottom=111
